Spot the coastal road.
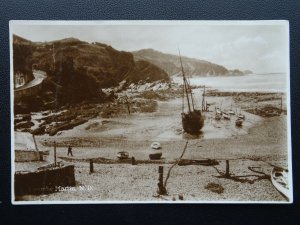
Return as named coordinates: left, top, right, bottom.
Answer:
left=15, top=70, right=47, bottom=91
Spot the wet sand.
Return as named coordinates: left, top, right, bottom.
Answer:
left=17, top=91, right=290, bottom=202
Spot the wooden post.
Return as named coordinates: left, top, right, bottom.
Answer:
left=124, top=96, right=131, bottom=115
left=127, top=102, right=131, bottom=115
left=178, top=194, right=183, bottom=200
left=159, top=166, right=163, bottom=184
left=280, top=95, right=283, bottom=114
left=225, top=160, right=230, bottom=178
left=90, top=159, right=94, bottom=173
left=32, top=134, right=38, bottom=151
left=157, top=166, right=167, bottom=195
left=54, top=141, right=57, bottom=167
left=131, top=157, right=136, bottom=165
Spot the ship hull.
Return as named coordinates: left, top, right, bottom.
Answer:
left=182, top=110, right=204, bottom=134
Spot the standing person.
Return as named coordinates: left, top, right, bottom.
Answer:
left=67, top=145, right=73, bottom=156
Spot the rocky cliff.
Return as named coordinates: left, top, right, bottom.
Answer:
left=13, top=35, right=169, bottom=107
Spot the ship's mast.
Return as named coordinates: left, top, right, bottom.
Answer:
left=179, top=49, right=192, bottom=113
left=52, top=44, right=55, bottom=65
left=202, top=85, right=206, bottom=111
left=186, top=75, right=195, bottom=111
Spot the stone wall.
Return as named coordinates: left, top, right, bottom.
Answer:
left=14, top=83, right=43, bottom=101
left=15, top=150, right=45, bottom=162
left=15, top=165, right=75, bottom=196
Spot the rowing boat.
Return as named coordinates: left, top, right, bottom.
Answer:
left=271, top=167, right=289, bottom=200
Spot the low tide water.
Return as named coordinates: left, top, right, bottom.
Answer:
left=174, top=73, right=287, bottom=93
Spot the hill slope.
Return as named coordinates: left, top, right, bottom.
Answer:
left=133, top=48, right=244, bottom=76
left=13, top=35, right=169, bottom=106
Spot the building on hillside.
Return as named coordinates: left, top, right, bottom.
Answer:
left=14, top=71, right=33, bottom=89
left=14, top=72, right=26, bottom=88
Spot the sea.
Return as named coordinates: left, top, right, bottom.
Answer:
left=173, top=73, right=288, bottom=93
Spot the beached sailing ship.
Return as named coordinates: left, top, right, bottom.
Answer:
left=179, top=51, right=204, bottom=134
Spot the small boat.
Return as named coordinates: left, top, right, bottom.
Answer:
left=149, top=152, right=162, bottom=160
left=222, top=112, right=230, bottom=120
left=228, top=110, right=235, bottom=115
left=238, top=114, right=245, bottom=120
left=235, top=118, right=243, bottom=127
left=151, top=142, right=161, bottom=149
left=216, top=108, right=222, bottom=115
left=271, top=167, right=289, bottom=200
left=117, top=151, right=129, bottom=160
left=182, top=110, right=204, bottom=134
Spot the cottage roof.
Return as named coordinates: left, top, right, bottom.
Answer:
left=14, top=132, right=36, bottom=150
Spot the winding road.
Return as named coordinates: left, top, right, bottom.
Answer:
left=15, top=70, right=47, bottom=91
left=14, top=70, right=47, bottom=100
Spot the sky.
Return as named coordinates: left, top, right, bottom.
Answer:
left=11, top=21, right=289, bottom=73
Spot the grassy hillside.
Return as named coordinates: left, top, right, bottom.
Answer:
left=133, top=48, right=244, bottom=76
left=125, top=60, right=169, bottom=83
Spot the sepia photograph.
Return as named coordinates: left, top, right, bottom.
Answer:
left=10, top=20, right=292, bottom=204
